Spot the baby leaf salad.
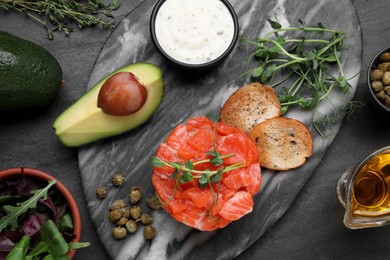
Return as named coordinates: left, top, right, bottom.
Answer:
left=0, top=177, right=89, bottom=259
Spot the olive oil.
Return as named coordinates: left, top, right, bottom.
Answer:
left=351, top=151, right=390, bottom=216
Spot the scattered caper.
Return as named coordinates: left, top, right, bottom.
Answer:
left=130, top=186, right=143, bottom=204
left=119, top=207, right=131, bottom=218
left=117, top=217, right=129, bottom=226
left=371, top=69, right=384, bottom=81
left=95, top=186, right=108, bottom=199
left=109, top=199, right=126, bottom=211
left=139, top=214, right=153, bottom=224
left=109, top=209, right=123, bottom=223
left=146, top=193, right=162, bottom=210
left=112, top=226, right=127, bottom=239
left=143, top=225, right=156, bottom=240
left=130, top=205, right=142, bottom=220
left=112, top=173, right=125, bottom=186
left=125, top=220, right=138, bottom=233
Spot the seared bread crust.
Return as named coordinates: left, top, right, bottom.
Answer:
left=220, top=83, right=281, bottom=134
left=248, top=117, right=313, bottom=171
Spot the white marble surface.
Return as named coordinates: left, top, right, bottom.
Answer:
left=78, top=0, right=362, bottom=259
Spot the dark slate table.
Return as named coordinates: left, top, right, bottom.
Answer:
left=1, top=0, right=390, bottom=259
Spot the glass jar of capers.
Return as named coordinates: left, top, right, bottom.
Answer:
left=370, top=51, right=390, bottom=108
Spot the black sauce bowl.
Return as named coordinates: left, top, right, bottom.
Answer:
left=149, top=0, right=239, bottom=71
left=367, top=47, right=390, bottom=114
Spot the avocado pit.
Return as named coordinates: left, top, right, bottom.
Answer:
left=97, top=72, right=148, bottom=116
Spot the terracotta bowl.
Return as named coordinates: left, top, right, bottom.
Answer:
left=0, top=167, right=81, bottom=258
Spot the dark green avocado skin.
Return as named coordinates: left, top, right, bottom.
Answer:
left=0, top=31, right=62, bottom=111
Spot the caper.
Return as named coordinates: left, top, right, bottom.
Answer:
left=371, top=80, right=384, bottom=92
left=112, top=226, right=127, bottom=239
left=380, top=52, right=390, bottom=62
left=125, top=220, right=138, bottom=233
left=371, top=69, right=384, bottom=81
left=116, top=217, right=129, bottom=226
left=109, top=209, right=123, bottom=223
left=143, top=225, right=156, bottom=240
left=378, top=62, right=390, bottom=72
left=130, top=186, right=142, bottom=204
left=130, top=205, right=142, bottom=220
left=112, top=173, right=125, bottom=186
left=385, top=95, right=390, bottom=108
left=384, top=86, right=390, bottom=95
left=120, top=207, right=131, bottom=218
left=95, top=186, right=108, bottom=199
left=139, top=214, right=153, bottom=224
left=382, top=71, right=390, bottom=85
left=146, top=193, right=161, bottom=210
left=377, top=90, right=386, bottom=100
left=109, top=199, right=126, bottom=211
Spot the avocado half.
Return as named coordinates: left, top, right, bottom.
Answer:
left=53, top=63, right=164, bottom=147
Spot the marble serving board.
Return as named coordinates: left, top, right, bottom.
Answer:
left=78, top=0, right=362, bottom=259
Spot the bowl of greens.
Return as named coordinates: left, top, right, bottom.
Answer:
left=0, top=167, right=89, bottom=259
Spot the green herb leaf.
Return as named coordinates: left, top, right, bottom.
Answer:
left=210, top=170, right=223, bottom=183
left=180, top=171, right=193, bottom=183
left=151, top=156, right=164, bottom=167
left=252, top=65, right=264, bottom=78
left=267, top=18, right=282, bottom=30
left=6, top=235, right=30, bottom=260
left=198, top=174, right=209, bottom=188
left=261, top=64, right=277, bottom=82
left=0, top=180, right=56, bottom=232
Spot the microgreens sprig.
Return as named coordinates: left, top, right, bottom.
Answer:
left=241, top=18, right=363, bottom=136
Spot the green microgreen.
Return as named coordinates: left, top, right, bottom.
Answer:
left=242, top=18, right=363, bottom=136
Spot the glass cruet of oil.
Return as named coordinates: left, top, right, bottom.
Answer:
left=337, top=146, right=390, bottom=229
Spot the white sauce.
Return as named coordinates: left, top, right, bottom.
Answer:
left=155, top=0, right=235, bottom=64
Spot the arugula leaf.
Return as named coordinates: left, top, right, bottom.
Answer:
left=0, top=180, right=56, bottom=232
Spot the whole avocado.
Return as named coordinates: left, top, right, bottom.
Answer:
left=0, top=32, right=62, bottom=111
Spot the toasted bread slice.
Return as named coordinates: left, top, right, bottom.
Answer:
left=248, top=117, right=313, bottom=171
left=220, top=83, right=281, bottom=134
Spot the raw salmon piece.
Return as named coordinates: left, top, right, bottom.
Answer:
left=197, top=215, right=231, bottom=231
left=182, top=186, right=212, bottom=208
left=187, top=116, right=214, bottom=133
left=165, top=124, right=188, bottom=150
left=216, top=122, right=243, bottom=136
left=154, top=143, right=179, bottom=176
left=217, top=133, right=258, bottom=165
left=222, top=164, right=261, bottom=195
left=246, top=163, right=262, bottom=195
left=223, top=168, right=252, bottom=191
left=174, top=205, right=207, bottom=228
left=187, top=128, right=214, bottom=154
left=219, top=191, right=254, bottom=221
left=206, top=193, right=225, bottom=217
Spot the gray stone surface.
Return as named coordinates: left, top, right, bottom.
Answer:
left=1, top=0, right=390, bottom=259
